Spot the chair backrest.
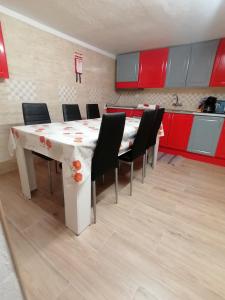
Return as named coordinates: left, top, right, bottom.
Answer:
left=147, top=108, right=165, bottom=148
left=91, top=113, right=126, bottom=180
left=62, top=104, right=82, bottom=121
left=130, top=110, right=156, bottom=160
left=22, top=103, right=51, bottom=125
left=86, top=104, right=100, bottom=119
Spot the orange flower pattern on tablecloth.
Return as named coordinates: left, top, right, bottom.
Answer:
left=73, top=160, right=81, bottom=170
left=71, top=160, right=83, bottom=183
left=73, top=172, right=83, bottom=183
left=39, top=136, right=45, bottom=144
left=39, top=135, right=52, bottom=150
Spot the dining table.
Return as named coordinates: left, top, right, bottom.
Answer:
left=9, top=117, right=163, bottom=235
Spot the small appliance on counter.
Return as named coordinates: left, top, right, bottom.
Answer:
left=215, top=100, right=225, bottom=114
left=198, top=96, right=217, bottom=113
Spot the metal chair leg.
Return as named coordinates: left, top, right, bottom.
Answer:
left=130, top=162, right=134, bottom=196
left=92, top=181, right=96, bottom=224
left=47, top=161, right=53, bottom=194
left=115, top=168, right=118, bottom=204
left=142, top=155, right=145, bottom=184
left=102, top=174, right=105, bottom=185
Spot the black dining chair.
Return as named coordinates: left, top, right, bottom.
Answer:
left=86, top=104, right=100, bottom=119
left=22, top=103, right=53, bottom=193
left=119, top=110, right=156, bottom=196
left=62, top=104, right=82, bottom=121
left=91, top=113, right=126, bottom=223
left=145, top=108, right=165, bottom=171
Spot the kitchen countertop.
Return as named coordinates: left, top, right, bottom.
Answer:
left=106, top=105, right=225, bottom=117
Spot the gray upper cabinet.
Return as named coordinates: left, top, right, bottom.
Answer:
left=186, top=40, right=219, bottom=87
left=116, top=52, right=140, bottom=82
left=188, top=115, right=223, bottom=156
left=165, top=45, right=191, bottom=87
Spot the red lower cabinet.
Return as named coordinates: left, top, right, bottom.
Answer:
left=215, top=120, right=225, bottom=158
left=106, top=108, right=133, bottom=117
left=160, top=112, right=193, bottom=150
left=167, top=114, right=194, bottom=150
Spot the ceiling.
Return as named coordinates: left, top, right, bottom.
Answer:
left=1, top=0, right=225, bottom=55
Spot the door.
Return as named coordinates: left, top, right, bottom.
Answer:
left=186, top=40, right=219, bottom=87
left=116, top=52, right=140, bottom=88
left=167, top=114, right=194, bottom=150
left=215, top=120, right=225, bottom=158
left=210, top=39, right=225, bottom=87
left=0, top=23, right=9, bottom=79
left=165, top=45, right=191, bottom=87
left=159, top=113, right=171, bottom=147
left=188, top=115, right=223, bottom=156
left=138, top=48, right=168, bottom=88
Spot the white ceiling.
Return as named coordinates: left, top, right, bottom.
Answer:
left=0, top=0, right=225, bottom=55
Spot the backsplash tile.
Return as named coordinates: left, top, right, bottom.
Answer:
left=114, top=87, right=225, bottom=111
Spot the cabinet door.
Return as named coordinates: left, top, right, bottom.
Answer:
left=215, top=120, right=225, bottom=158
left=186, top=40, right=219, bottom=87
left=165, top=45, right=191, bottom=87
left=0, top=23, right=9, bottom=79
left=138, top=48, right=168, bottom=88
left=106, top=108, right=133, bottom=117
left=116, top=52, right=139, bottom=88
left=210, top=39, right=225, bottom=87
left=167, top=114, right=194, bottom=150
left=159, top=113, right=171, bottom=147
left=188, top=116, right=223, bottom=156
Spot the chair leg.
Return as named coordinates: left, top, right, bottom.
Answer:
left=130, top=162, right=134, bottom=196
left=115, top=168, right=118, bottom=204
left=144, top=150, right=148, bottom=177
left=92, top=181, right=96, bottom=224
left=47, top=161, right=53, bottom=194
left=142, top=155, right=145, bottom=184
left=102, top=174, right=105, bottom=185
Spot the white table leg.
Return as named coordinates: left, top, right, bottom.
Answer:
left=16, top=146, right=37, bottom=200
left=62, top=162, right=91, bottom=235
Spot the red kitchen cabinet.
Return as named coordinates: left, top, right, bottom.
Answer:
left=106, top=107, right=133, bottom=117
left=159, top=112, right=171, bottom=147
left=167, top=114, right=194, bottom=150
left=210, top=39, right=225, bottom=87
left=138, top=48, right=168, bottom=88
left=215, top=120, right=225, bottom=158
left=0, top=23, right=9, bottom=79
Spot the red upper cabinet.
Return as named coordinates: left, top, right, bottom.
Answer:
left=138, top=48, right=168, bottom=88
left=0, top=23, right=9, bottom=79
left=210, top=39, right=225, bottom=87
left=215, top=120, right=225, bottom=159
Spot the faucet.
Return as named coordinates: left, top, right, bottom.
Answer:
left=172, top=94, right=182, bottom=107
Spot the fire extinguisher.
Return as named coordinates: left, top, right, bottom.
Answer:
left=74, top=52, right=83, bottom=83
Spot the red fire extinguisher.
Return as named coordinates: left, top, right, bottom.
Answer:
left=74, top=52, right=83, bottom=83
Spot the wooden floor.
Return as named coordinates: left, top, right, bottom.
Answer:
left=1, top=156, right=225, bottom=300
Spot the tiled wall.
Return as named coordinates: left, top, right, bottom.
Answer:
left=114, top=87, right=225, bottom=110
left=0, top=12, right=116, bottom=167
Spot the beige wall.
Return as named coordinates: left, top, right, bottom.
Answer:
left=0, top=12, right=116, bottom=167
